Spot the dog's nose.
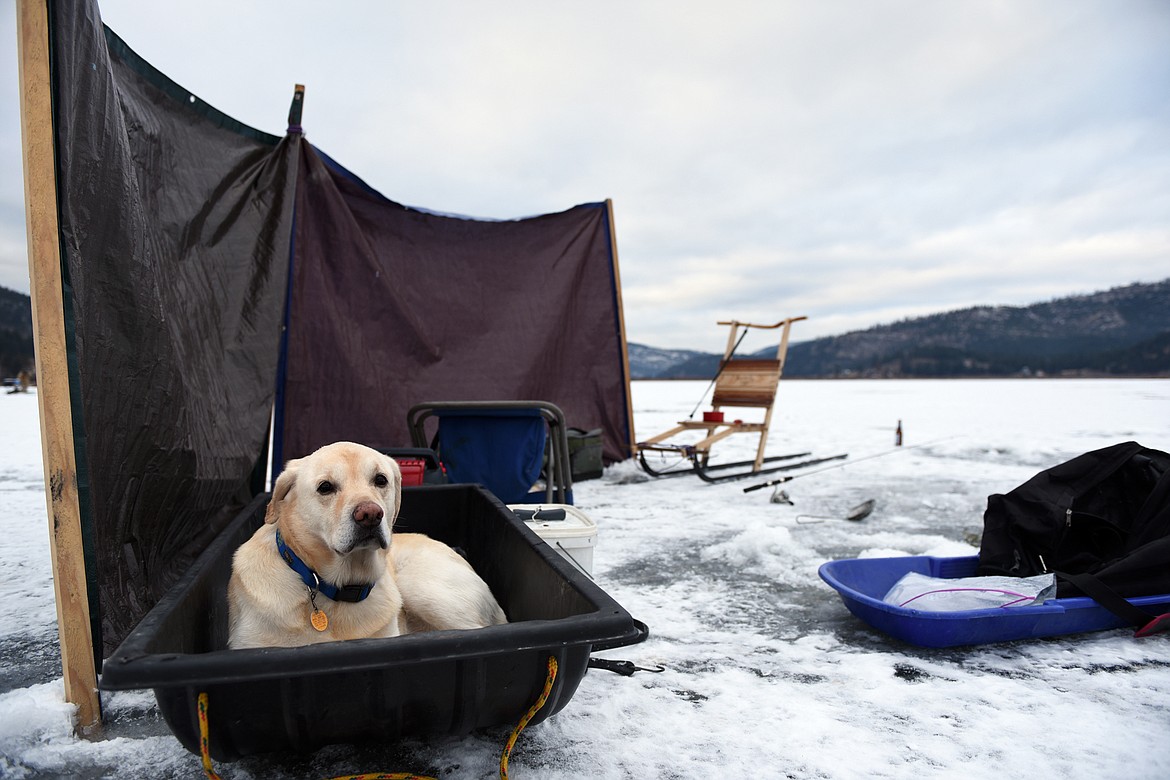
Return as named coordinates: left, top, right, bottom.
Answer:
left=352, top=501, right=384, bottom=528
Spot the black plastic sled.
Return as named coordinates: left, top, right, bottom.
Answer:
left=100, top=484, right=645, bottom=761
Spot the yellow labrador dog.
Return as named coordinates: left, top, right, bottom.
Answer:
left=228, top=442, right=506, bottom=649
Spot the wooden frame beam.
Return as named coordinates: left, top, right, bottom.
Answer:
left=605, top=199, right=637, bottom=460
left=17, top=0, right=102, bottom=732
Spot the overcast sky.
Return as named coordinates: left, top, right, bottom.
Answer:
left=3, top=1, right=1168, bottom=352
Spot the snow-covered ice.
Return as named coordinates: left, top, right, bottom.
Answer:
left=1, top=378, right=1169, bottom=779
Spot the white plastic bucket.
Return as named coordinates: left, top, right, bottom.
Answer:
left=509, top=503, right=597, bottom=577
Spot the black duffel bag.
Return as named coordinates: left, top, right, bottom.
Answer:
left=977, top=441, right=1170, bottom=637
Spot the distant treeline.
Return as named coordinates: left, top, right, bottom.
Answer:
left=0, top=286, right=34, bottom=378
left=7, top=278, right=1170, bottom=381
left=633, top=279, right=1170, bottom=379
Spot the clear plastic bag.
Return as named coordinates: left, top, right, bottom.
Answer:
left=883, top=571, right=1057, bottom=612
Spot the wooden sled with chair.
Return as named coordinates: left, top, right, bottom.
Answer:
left=637, top=317, right=846, bottom=484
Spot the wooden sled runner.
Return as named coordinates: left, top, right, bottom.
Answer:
left=638, top=317, right=833, bottom=483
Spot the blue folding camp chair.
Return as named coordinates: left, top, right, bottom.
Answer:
left=407, top=401, right=574, bottom=505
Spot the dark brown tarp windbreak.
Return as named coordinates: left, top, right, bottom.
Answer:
left=278, top=144, right=632, bottom=467
left=48, top=0, right=632, bottom=655
left=51, top=2, right=297, bottom=655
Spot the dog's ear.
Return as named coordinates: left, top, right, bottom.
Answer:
left=265, top=458, right=301, bottom=524
left=385, top=455, right=403, bottom=525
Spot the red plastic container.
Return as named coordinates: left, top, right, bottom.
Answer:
left=702, top=411, right=724, bottom=423
left=381, top=447, right=443, bottom=487
left=396, top=458, right=426, bottom=486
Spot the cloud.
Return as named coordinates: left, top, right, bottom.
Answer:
left=1, top=0, right=1167, bottom=352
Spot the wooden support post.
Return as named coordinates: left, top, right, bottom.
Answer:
left=605, top=199, right=637, bottom=459
left=16, top=0, right=102, bottom=732
left=723, top=321, right=742, bottom=360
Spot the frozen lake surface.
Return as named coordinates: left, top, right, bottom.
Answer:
left=2, top=378, right=1169, bottom=779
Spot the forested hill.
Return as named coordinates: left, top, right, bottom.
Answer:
left=0, top=286, right=34, bottom=378
left=6, top=279, right=1169, bottom=380
left=633, top=279, right=1170, bottom=379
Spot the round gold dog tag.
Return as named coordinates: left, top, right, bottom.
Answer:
left=310, top=608, right=329, bottom=632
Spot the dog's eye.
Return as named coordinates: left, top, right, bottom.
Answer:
left=373, top=473, right=388, bottom=488
left=316, top=480, right=335, bottom=495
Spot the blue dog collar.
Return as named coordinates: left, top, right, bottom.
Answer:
left=275, top=529, right=375, bottom=603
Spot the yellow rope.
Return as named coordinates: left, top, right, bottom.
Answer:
left=197, top=654, right=559, bottom=780
left=500, top=655, right=559, bottom=780
left=196, top=692, right=222, bottom=780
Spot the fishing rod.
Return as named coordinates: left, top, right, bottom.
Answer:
left=685, top=327, right=749, bottom=420
left=742, top=436, right=957, bottom=493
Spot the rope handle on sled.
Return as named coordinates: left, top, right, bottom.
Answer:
left=197, top=655, right=559, bottom=780
left=500, top=655, right=558, bottom=779
left=196, top=693, right=221, bottom=780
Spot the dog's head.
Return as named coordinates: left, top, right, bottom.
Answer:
left=265, top=442, right=403, bottom=577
